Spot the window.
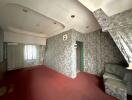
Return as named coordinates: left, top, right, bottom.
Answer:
left=24, top=45, right=38, bottom=60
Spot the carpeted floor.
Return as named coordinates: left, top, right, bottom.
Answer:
left=0, top=65, right=126, bottom=100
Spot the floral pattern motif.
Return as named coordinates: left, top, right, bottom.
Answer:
left=94, top=8, right=132, bottom=96
left=45, top=29, right=125, bottom=78
left=93, top=8, right=132, bottom=65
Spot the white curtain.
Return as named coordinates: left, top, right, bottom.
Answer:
left=24, top=45, right=39, bottom=67
left=7, top=43, right=45, bottom=70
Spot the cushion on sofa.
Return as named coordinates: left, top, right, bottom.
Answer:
left=104, top=64, right=126, bottom=78
left=104, top=79, right=127, bottom=100
left=105, top=79, right=126, bottom=90
left=103, top=72, right=122, bottom=81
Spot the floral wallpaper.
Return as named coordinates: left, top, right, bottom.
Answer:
left=45, top=29, right=125, bottom=78
left=72, top=30, right=125, bottom=76
left=93, top=8, right=132, bottom=66
left=45, top=29, right=76, bottom=78
left=94, top=8, right=132, bottom=96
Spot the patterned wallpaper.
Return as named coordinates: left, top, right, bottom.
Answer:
left=72, top=30, right=125, bottom=75
left=93, top=8, right=132, bottom=66
left=45, top=29, right=125, bottom=78
left=45, top=29, right=76, bottom=78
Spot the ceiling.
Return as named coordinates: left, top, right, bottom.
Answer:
left=0, top=0, right=100, bottom=38
left=78, top=0, right=132, bottom=16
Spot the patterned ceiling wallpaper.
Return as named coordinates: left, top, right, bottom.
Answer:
left=45, top=29, right=126, bottom=78
left=93, top=8, right=132, bottom=66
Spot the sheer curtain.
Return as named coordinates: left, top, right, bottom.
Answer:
left=24, top=45, right=39, bottom=66
left=7, top=43, right=45, bottom=70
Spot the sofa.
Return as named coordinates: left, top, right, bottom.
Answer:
left=103, top=64, right=127, bottom=100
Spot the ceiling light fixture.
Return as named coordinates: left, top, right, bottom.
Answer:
left=86, top=26, right=89, bottom=29
left=36, top=24, right=40, bottom=27
left=18, top=26, right=22, bottom=29
left=71, top=15, right=75, bottom=18
left=22, top=8, right=28, bottom=13
left=53, top=22, right=57, bottom=24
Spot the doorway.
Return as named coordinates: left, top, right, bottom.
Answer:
left=76, top=41, right=84, bottom=72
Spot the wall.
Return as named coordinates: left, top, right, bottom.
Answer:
left=72, top=29, right=126, bottom=75
left=45, top=29, right=126, bottom=77
left=93, top=8, right=132, bottom=66
left=4, top=31, right=46, bottom=45
left=45, top=29, right=76, bottom=78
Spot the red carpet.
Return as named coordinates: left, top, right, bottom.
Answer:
left=0, top=65, right=119, bottom=100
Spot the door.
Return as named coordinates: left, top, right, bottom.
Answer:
left=76, top=41, right=84, bottom=72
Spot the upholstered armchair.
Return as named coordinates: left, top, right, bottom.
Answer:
left=103, top=64, right=127, bottom=100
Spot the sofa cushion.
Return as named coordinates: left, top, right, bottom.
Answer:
left=104, top=64, right=126, bottom=78
left=104, top=78, right=127, bottom=100
left=103, top=72, right=122, bottom=81
left=105, top=79, right=126, bottom=91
